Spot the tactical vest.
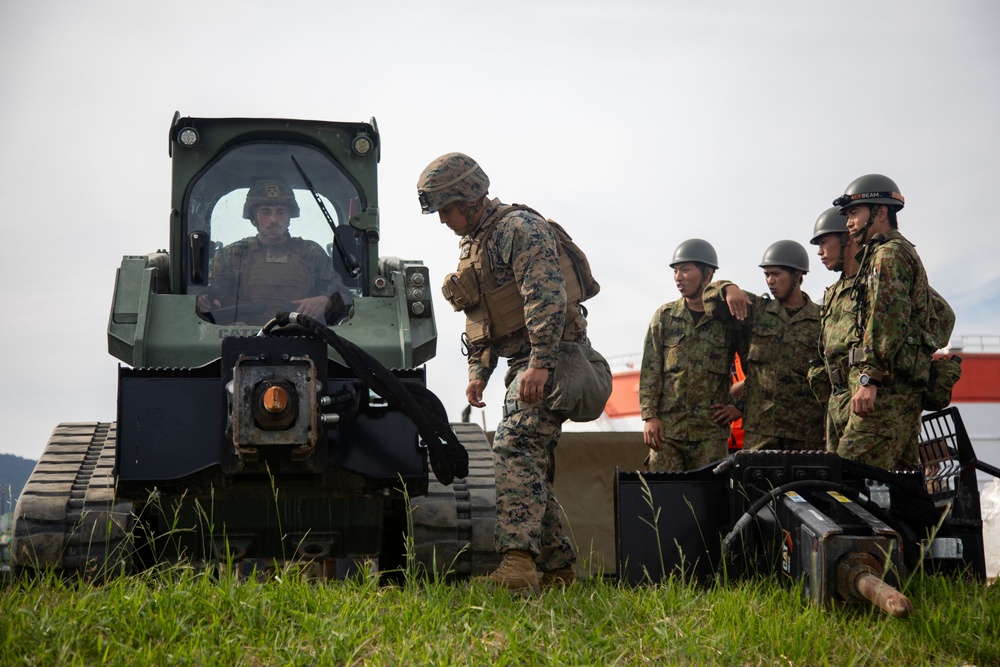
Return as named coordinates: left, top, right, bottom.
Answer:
left=441, top=204, right=599, bottom=346
left=237, top=239, right=313, bottom=308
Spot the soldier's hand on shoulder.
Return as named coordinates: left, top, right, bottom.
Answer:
left=724, top=286, right=750, bottom=321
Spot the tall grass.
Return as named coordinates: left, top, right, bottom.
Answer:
left=2, top=564, right=996, bottom=666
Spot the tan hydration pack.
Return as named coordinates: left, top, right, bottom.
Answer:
left=441, top=204, right=600, bottom=346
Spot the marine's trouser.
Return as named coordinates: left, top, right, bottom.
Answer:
left=492, top=365, right=576, bottom=572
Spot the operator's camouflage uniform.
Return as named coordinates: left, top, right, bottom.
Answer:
left=465, top=198, right=585, bottom=572
left=639, top=298, right=737, bottom=471
left=817, top=275, right=856, bottom=452
left=842, top=230, right=932, bottom=469
left=723, top=291, right=825, bottom=451
left=208, top=235, right=347, bottom=323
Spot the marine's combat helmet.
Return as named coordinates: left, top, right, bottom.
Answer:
left=670, top=238, right=719, bottom=269
left=832, top=174, right=905, bottom=213
left=759, top=240, right=809, bottom=273
left=243, top=178, right=300, bottom=220
left=416, top=153, right=490, bottom=214
left=810, top=206, right=848, bottom=245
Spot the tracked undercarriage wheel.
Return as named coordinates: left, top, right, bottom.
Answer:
left=12, top=422, right=135, bottom=579
left=409, top=422, right=499, bottom=579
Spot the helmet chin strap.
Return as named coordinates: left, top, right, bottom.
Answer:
left=851, top=208, right=877, bottom=243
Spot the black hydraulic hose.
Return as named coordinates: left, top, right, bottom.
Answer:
left=721, top=480, right=864, bottom=562
left=976, top=459, right=1000, bottom=479
left=261, top=311, right=469, bottom=485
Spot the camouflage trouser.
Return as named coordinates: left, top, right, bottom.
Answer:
left=837, top=387, right=922, bottom=469
left=492, top=366, right=576, bottom=572
left=647, top=436, right=727, bottom=473
left=743, top=432, right=823, bottom=451
left=825, top=389, right=852, bottom=453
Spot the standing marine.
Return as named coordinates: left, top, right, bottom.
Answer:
left=639, top=239, right=741, bottom=471
left=417, top=152, right=598, bottom=595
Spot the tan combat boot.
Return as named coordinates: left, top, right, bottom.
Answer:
left=485, top=550, right=540, bottom=596
left=539, top=565, right=576, bottom=590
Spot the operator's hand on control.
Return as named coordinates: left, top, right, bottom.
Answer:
left=710, top=404, right=742, bottom=425
left=851, top=385, right=878, bottom=417
left=291, top=295, right=330, bottom=320
left=724, top=286, right=750, bottom=321
left=466, top=379, right=487, bottom=408
left=730, top=379, right=746, bottom=401
left=643, top=417, right=665, bottom=451
left=197, top=294, right=221, bottom=312
left=518, top=367, right=549, bottom=404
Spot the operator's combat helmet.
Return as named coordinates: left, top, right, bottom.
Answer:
left=416, top=153, right=490, bottom=214
left=243, top=178, right=300, bottom=220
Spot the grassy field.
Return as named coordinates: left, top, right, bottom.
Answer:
left=1, top=564, right=997, bottom=667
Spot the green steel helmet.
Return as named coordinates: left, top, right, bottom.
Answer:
left=832, top=174, right=905, bottom=213
left=810, top=206, right=848, bottom=244
left=243, top=178, right=300, bottom=220
left=759, top=240, right=809, bottom=273
left=416, top=152, right=490, bottom=214
left=670, top=238, right=718, bottom=269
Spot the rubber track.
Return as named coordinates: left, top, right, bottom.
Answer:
left=12, top=422, right=134, bottom=575
left=410, top=422, right=499, bottom=577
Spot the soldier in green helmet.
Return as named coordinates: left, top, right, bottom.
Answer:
left=833, top=174, right=931, bottom=469
left=198, top=178, right=350, bottom=325
left=639, top=239, right=742, bottom=471
left=418, top=152, right=600, bottom=595
left=808, top=207, right=862, bottom=452
left=704, top=240, right=825, bottom=451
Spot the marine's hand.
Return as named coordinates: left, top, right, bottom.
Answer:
left=291, top=295, right=330, bottom=320
left=710, top=404, right=742, bottom=425
left=518, top=367, right=549, bottom=404
left=643, top=418, right=665, bottom=451
left=725, top=286, right=750, bottom=320
left=466, top=379, right=487, bottom=408
left=851, top=385, right=877, bottom=417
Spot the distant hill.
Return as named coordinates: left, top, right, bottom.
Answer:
left=0, top=454, right=37, bottom=508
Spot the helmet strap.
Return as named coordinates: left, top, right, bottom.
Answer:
left=850, top=207, right=877, bottom=244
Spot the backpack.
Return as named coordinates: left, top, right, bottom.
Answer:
left=921, top=287, right=961, bottom=411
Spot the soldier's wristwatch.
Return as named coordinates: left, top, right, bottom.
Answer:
left=858, top=373, right=882, bottom=388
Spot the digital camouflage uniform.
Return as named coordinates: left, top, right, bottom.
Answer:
left=639, top=297, right=737, bottom=471
left=207, top=235, right=347, bottom=324
left=842, top=230, right=932, bottom=469
left=708, top=287, right=824, bottom=451
left=464, top=197, right=586, bottom=572
left=818, top=275, right=856, bottom=452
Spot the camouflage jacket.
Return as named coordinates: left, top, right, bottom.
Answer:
left=208, top=235, right=345, bottom=306
left=851, top=230, right=933, bottom=387
left=638, top=297, right=737, bottom=440
left=820, top=274, right=857, bottom=388
left=465, top=198, right=586, bottom=383
left=704, top=284, right=824, bottom=442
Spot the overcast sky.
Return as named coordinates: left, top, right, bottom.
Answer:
left=1, top=1, right=998, bottom=461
